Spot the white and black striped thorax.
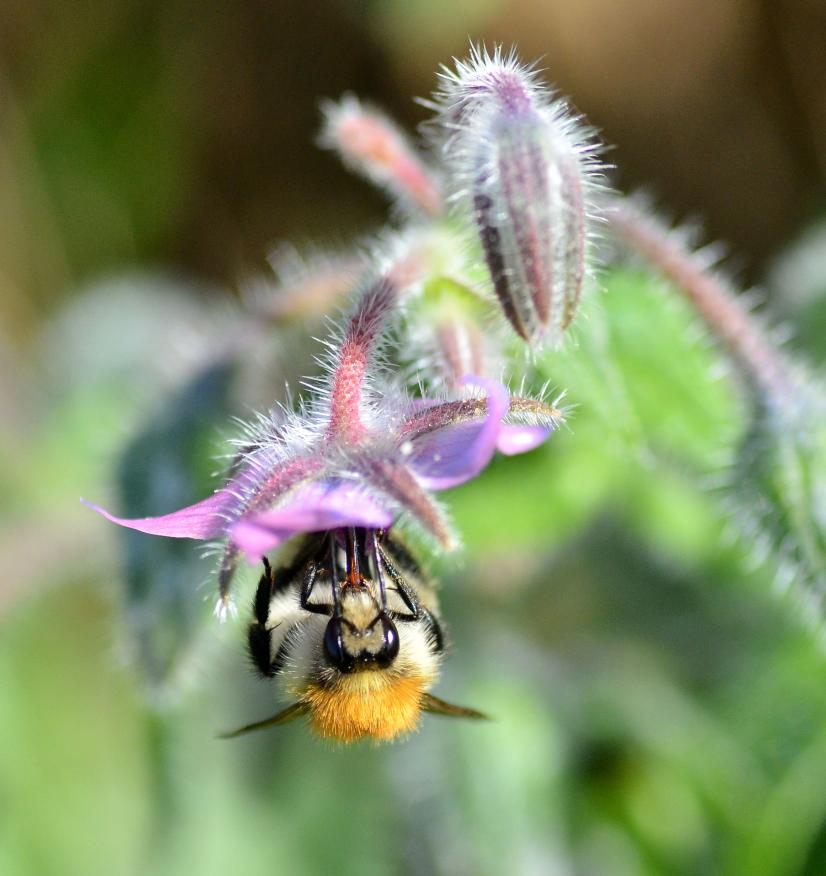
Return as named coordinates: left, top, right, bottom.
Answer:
left=247, top=529, right=446, bottom=689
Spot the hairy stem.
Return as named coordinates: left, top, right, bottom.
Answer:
left=327, top=277, right=397, bottom=443
left=608, top=197, right=794, bottom=404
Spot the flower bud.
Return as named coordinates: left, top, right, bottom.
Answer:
left=414, top=275, right=499, bottom=389
left=243, top=245, right=364, bottom=324
left=319, top=95, right=444, bottom=218
left=431, top=46, right=602, bottom=345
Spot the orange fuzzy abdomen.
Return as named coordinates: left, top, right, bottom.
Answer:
left=302, top=673, right=429, bottom=742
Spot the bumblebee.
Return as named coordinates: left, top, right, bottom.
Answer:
left=223, top=526, right=484, bottom=742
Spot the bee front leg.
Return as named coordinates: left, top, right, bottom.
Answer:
left=299, top=559, right=333, bottom=616
left=377, top=547, right=421, bottom=620
left=377, top=547, right=444, bottom=651
left=247, top=558, right=277, bottom=678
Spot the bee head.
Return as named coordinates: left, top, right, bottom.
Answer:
left=299, top=589, right=436, bottom=741
left=322, top=605, right=400, bottom=674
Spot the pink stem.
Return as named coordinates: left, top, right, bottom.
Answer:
left=367, top=459, right=454, bottom=548
left=437, top=319, right=486, bottom=390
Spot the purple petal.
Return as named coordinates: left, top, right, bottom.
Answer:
left=82, top=489, right=236, bottom=539
left=407, top=378, right=509, bottom=490
left=496, top=423, right=552, bottom=456
left=231, top=481, right=394, bottom=560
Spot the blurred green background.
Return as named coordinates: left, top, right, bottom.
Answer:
left=2, top=2, right=826, bottom=875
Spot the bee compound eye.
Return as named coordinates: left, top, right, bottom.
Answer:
left=376, top=613, right=400, bottom=668
left=323, top=617, right=355, bottom=673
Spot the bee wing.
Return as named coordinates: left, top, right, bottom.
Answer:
left=421, top=693, right=488, bottom=721
left=219, top=701, right=309, bottom=738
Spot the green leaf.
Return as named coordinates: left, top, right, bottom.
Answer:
left=732, top=379, right=826, bottom=617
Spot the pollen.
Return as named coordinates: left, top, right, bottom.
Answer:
left=302, top=674, right=428, bottom=742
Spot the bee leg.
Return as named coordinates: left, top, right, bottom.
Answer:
left=254, top=557, right=274, bottom=623
left=375, top=540, right=445, bottom=653
left=299, top=559, right=333, bottom=616
left=377, top=548, right=444, bottom=650
left=377, top=547, right=422, bottom=620
left=217, top=542, right=241, bottom=617
left=392, top=577, right=421, bottom=619
left=389, top=581, right=443, bottom=651
left=420, top=608, right=445, bottom=653
left=248, top=558, right=277, bottom=678
left=385, top=537, right=422, bottom=579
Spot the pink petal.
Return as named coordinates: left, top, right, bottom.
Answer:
left=407, top=378, right=509, bottom=490
left=496, top=423, right=553, bottom=456
left=231, top=481, right=394, bottom=560
left=81, top=489, right=236, bottom=539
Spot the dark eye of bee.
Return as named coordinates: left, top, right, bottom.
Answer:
left=375, top=613, right=400, bottom=668
left=323, top=617, right=356, bottom=673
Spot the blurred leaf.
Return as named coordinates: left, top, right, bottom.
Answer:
left=546, top=269, right=742, bottom=467
left=731, top=380, right=826, bottom=618
left=768, top=221, right=826, bottom=365
left=450, top=268, right=743, bottom=566
left=116, top=358, right=238, bottom=702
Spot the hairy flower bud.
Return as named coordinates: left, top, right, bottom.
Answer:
left=413, top=275, right=500, bottom=389
left=319, top=95, right=444, bottom=218
left=243, top=245, right=364, bottom=324
left=430, top=46, right=602, bottom=345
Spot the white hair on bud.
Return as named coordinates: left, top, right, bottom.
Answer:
left=423, top=44, right=608, bottom=347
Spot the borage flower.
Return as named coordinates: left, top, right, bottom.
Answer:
left=85, top=277, right=563, bottom=619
